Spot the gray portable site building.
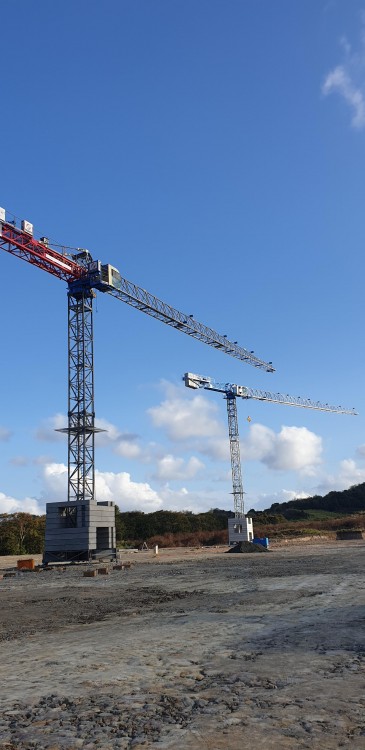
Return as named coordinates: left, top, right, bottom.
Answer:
left=43, top=500, right=116, bottom=564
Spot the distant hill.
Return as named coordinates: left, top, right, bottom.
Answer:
left=249, top=483, right=365, bottom=521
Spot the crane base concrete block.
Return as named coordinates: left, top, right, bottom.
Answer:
left=42, top=500, right=116, bottom=565
left=228, top=516, right=254, bottom=546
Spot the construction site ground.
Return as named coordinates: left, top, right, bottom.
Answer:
left=0, top=540, right=364, bottom=750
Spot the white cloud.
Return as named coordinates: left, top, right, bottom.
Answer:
left=315, top=458, right=365, bottom=496
left=339, top=35, right=352, bottom=56
left=35, top=413, right=142, bottom=458
left=242, top=423, right=323, bottom=474
left=356, top=444, right=365, bottom=458
left=148, top=383, right=223, bottom=442
left=153, top=454, right=204, bottom=481
left=94, top=417, right=139, bottom=447
left=322, top=21, right=365, bottom=129
left=0, top=426, right=12, bottom=442
left=197, top=436, right=230, bottom=461
left=113, top=440, right=141, bottom=459
left=41, top=462, right=68, bottom=501
left=0, top=492, right=43, bottom=515
left=339, top=458, right=365, bottom=483
left=95, top=470, right=163, bottom=512
left=35, top=413, right=67, bottom=442
left=322, top=65, right=365, bottom=129
left=34, top=457, right=229, bottom=514
left=157, top=485, right=229, bottom=513
left=33, top=454, right=55, bottom=465
left=38, top=461, right=163, bottom=513
left=250, top=448, right=365, bottom=511
left=9, top=456, right=29, bottom=467
left=247, top=489, right=311, bottom=512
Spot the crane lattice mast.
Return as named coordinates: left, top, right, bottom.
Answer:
left=0, top=210, right=273, bottom=508
left=184, top=372, right=357, bottom=519
left=0, top=207, right=275, bottom=561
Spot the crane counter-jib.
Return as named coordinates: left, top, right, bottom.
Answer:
left=0, top=219, right=86, bottom=282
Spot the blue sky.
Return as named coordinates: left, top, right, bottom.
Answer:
left=1, top=0, right=365, bottom=515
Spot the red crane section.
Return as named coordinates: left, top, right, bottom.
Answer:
left=0, top=220, right=85, bottom=282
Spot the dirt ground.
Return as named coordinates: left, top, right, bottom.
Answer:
left=0, top=540, right=364, bottom=749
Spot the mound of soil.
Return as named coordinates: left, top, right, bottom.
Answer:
left=226, top=541, right=268, bottom=553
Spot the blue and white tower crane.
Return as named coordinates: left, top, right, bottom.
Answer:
left=184, top=372, right=357, bottom=544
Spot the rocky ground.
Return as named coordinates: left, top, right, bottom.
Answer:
left=0, top=541, right=364, bottom=749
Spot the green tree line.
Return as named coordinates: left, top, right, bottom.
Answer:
left=0, top=508, right=233, bottom=554
left=266, top=482, right=365, bottom=517
left=2, top=483, right=365, bottom=556
left=0, top=513, right=45, bottom=555
left=115, top=507, right=233, bottom=545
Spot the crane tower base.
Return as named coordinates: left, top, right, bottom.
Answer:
left=228, top=516, right=254, bottom=546
left=42, top=500, right=116, bottom=565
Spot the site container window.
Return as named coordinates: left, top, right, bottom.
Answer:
left=58, top=506, right=77, bottom=528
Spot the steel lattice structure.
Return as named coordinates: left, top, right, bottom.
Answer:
left=56, top=287, right=105, bottom=503
left=184, top=372, right=357, bottom=518
left=0, top=208, right=274, bottom=515
left=226, top=394, right=244, bottom=517
left=104, top=280, right=275, bottom=370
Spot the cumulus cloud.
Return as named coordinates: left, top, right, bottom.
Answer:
left=113, top=441, right=141, bottom=459
left=157, top=485, right=230, bottom=513
left=148, top=383, right=223, bottom=442
left=0, top=492, right=43, bottom=515
left=242, top=423, right=323, bottom=474
left=196, top=436, right=230, bottom=461
left=252, top=448, right=365, bottom=512
left=338, top=458, right=365, bottom=484
left=33, top=454, right=55, bottom=465
left=34, top=457, right=228, bottom=513
left=247, top=489, right=311, bottom=512
left=38, top=461, right=163, bottom=512
left=35, top=413, right=67, bottom=442
left=94, top=418, right=141, bottom=459
left=35, top=413, right=142, bottom=458
left=322, top=23, right=365, bottom=129
left=95, top=471, right=163, bottom=512
left=153, top=455, right=204, bottom=481
left=315, top=458, right=365, bottom=496
left=94, top=417, right=139, bottom=447
left=41, top=462, right=68, bottom=501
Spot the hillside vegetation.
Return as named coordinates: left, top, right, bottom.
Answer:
left=1, top=483, right=364, bottom=555
left=266, top=482, right=365, bottom=516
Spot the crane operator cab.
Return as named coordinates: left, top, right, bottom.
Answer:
left=87, top=261, right=122, bottom=292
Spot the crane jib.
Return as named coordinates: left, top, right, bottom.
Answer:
left=183, top=373, right=357, bottom=415
left=0, top=208, right=275, bottom=372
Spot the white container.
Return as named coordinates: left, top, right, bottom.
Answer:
left=21, top=219, right=33, bottom=235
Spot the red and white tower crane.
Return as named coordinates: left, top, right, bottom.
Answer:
left=184, top=372, right=357, bottom=544
left=0, top=207, right=274, bottom=562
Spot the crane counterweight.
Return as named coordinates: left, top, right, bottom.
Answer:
left=0, top=205, right=275, bottom=563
